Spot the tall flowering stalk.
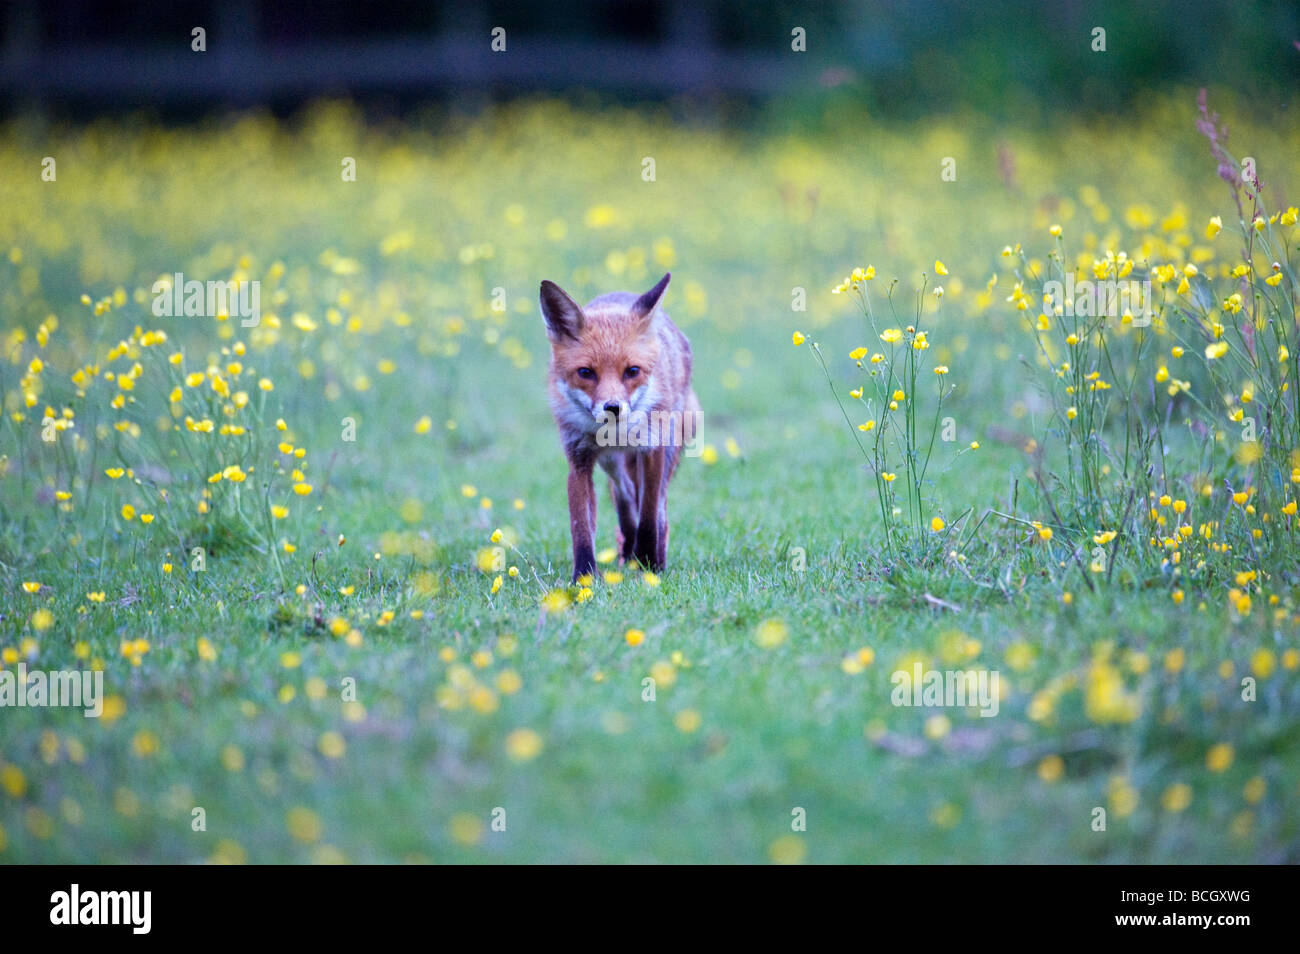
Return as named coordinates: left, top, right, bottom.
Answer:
left=799, top=264, right=971, bottom=558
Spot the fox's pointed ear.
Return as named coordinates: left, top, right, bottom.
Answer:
left=630, top=272, right=671, bottom=324
left=540, top=280, right=584, bottom=341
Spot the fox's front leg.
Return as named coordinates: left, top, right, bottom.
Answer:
left=605, top=454, right=640, bottom=564
left=567, top=461, right=597, bottom=582
left=633, top=447, right=668, bottom=571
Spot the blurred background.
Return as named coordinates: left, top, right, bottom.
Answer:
left=3, top=0, right=1298, bottom=119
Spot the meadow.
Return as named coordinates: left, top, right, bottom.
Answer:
left=1, top=91, right=1299, bottom=862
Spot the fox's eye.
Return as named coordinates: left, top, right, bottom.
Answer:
left=624, top=366, right=641, bottom=379
left=576, top=367, right=596, bottom=380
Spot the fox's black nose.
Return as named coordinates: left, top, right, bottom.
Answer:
left=603, top=401, right=621, bottom=417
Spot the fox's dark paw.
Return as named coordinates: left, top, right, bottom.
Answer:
left=632, top=547, right=662, bottom=573
left=572, top=544, right=596, bottom=582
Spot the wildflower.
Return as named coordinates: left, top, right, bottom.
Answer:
left=754, top=618, right=789, bottom=649
left=1206, top=743, right=1233, bottom=773
left=1161, top=783, right=1192, bottom=813
left=674, top=710, right=702, bottom=733
left=505, top=728, right=543, bottom=761
left=1038, top=755, right=1064, bottom=782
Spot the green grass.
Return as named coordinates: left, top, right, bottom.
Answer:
left=1, top=95, right=1298, bottom=862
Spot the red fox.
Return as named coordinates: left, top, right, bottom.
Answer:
left=540, top=272, right=700, bottom=581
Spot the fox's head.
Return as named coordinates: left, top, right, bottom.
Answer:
left=540, top=273, right=670, bottom=429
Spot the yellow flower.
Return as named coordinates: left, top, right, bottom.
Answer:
left=849, top=347, right=868, bottom=360
left=754, top=618, right=789, bottom=649
left=1037, top=755, right=1065, bottom=783
left=1205, top=341, right=1229, bottom=360
left=934, top=260, right=948, bottom=276
left=540, top=589, right=571, bottom=614
left=1161, top=783, right=1192, bottom=813
left=1206, top=215, right=1222, bottom=239
left=504, top=728, right=543, bottom=761
left=791, top=331, right=805, bottom=346
left=930, top=517, right=945, bottom=532
left=674, top=709, right=702, bottom=733
left=120, top=504, right=135, bottom=520
left=293, top=483, right=313, bottom=496
left=1205, top=743, right=1233, bottom=773
left=1250, top=648, right=1276, bottom=679
left=318, top=731, right=346, bottom=759
left=21, top=581, right=41, bottom=594
left=880, top=328, right=902, bottom=344
left=286, top=807, right=322, bottom=843
left=624, top=628, right=645, bottom=647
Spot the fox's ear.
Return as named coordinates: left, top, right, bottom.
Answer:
left=630, top=272, right=671, bottom=325
left=540, top=280, right=584, bottom=341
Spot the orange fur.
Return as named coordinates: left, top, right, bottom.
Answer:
left=540, top=273, right=699, bottom=580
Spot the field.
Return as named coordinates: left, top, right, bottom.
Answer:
left=2, top=92, right=1299, bottom=862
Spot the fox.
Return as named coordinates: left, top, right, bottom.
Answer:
left=539, top=272, right=700, bottom=582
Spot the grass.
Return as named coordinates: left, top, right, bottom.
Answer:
left=1, top=92, right=1298, bottom=862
